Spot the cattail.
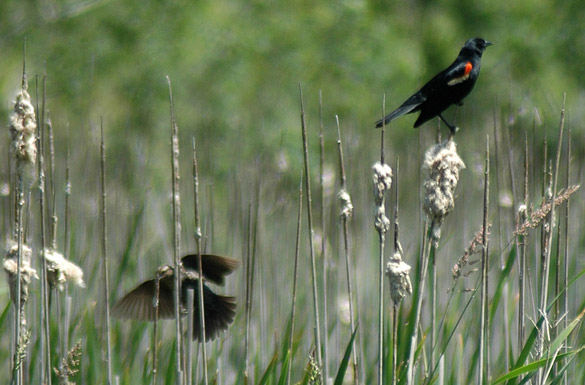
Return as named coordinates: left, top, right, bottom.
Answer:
left=422, top=139, right=465, bottom=246
left=386, top=250, right=412, bottom=304
left=9, top=88, right=37, bottom=170
left=338, top=188, right=353, bottom=219
left=373, top=162, right=393, bottom=235
left=375, top=205, right=391, bottom=234
left=3, top=242, right=38, bottom=325
left=41, top=249, right=85, bottom=291
left=372, top=162, right=393, bottom=206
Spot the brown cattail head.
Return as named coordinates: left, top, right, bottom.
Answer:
left=422, top=139, right=465, bottom=246
left=386, top=250, right=412, bottom=304
left=42, top=249, right=85, bottom=291
left=9, top=89, right=37, bottom=170
left=3, top=241, right=38, bottom=308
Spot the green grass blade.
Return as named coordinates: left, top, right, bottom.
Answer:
left=258, top=350, right=279, bottom=385
left=333, top=325, right=358, bottom=385
left=492, top=349, right=584, bottom=384
left=549, top=306, right=585, bottom=353
left=277, top=350, right=291, bottom=385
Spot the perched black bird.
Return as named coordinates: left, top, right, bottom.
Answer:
left=375, top=38, right=492, bottom=133
left=112, top=254, right=238, bottom=341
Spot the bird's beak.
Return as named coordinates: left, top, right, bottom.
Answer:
left=485, top=41, right=494, bottom=47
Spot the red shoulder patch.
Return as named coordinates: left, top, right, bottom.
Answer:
left=464, top=62, right=473, bottom=76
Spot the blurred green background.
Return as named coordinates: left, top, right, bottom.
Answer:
left=2, top=0, right=584, bottom=183
left=1, top=0, right=585, bottom=383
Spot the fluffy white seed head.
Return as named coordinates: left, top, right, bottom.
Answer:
left=386, top=251, right=412, bottom=304
left=9, top=89, right=37, bottom=169
left=372, top=162, right=393, bottom=205
left=3, top=241, right=38, bottom=307
left=338, top=189, right=353, bottom=219
left=422, top=140, right=465, bottom=246
left=42, top=249, right=85, bottom=291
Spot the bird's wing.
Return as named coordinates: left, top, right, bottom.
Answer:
left=444, top=59, right=474, bottom=86
left=181, top=254, right=239, bottom=285
left=111, top=279, right=175, bottom=321
left=188, top=283, right=237, bottom=341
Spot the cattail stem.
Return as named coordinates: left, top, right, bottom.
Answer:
left=192, top=137, right=208, bottom=385
left=185, top=288, right=195, bottom=384
left=478, top=137, right=490, bottom=385
left=153, top=274, right=160, bottom=385
left=167, top=76, right=184, bottom=385
left=287, top=175, right=303, bottom=385
left=335, top=115, right=358, bottom=383
left=318, top=91, right=329, bottom=382
left=392, top=304, right=398, bottom=385
left=517, top=130, right=528, bottom=353
left=407, top=226, right=432, bottom=385
left=38, top=75, right=53, bottom=385
left=299, top=84, right=323, bottom=379
left=47, top=118, right=57, bottom=250
left=99, top=119, right=113, bottom=385
left=13, top=175, right=24, bottom=385
left=430, top=247, right=436, bottom=368
left=562, top=124, right=571, bottom=385
left=537, top=94, right=565, bottom=382
left=376, top=95, right=388, bottom=385
left=244, top=200, right=253, bottom=383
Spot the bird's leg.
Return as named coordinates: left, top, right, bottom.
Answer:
left=439, top=114, right=459, bottom=135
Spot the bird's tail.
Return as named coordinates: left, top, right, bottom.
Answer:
left=375, top=95, right=423, bottom=128
left=193, top=285, right=237, bottom=341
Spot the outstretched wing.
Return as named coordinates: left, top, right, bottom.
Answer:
left=187, top=283, right=237, bottom=341
left=181, top=254, right=239, bottom=285
left=112, top=279, right=175, bottom=321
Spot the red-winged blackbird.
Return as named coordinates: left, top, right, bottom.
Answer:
left=112, top=254, right=238, bottom=341
left=375, top=38, right=492, bottom=133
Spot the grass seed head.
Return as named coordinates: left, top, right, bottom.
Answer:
left=306, top=351, right=322, bottom=385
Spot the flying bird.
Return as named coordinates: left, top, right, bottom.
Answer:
left=375, top=38, right=492, bottom=133
left=112, top=254, right=238, bottom=341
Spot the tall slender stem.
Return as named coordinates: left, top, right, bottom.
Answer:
left=478, top=137, right=490, bottom=385
left=167, top=76, right=184, bottom=385
left=100, top=119, right=113, bottom=385
left=192, top=137, right=208, bottom=385
left=562, top=124, right=571, bottom=385
left=537, top=94, right=565, bottom=382
left=244, top=200, right=253, bottom=382
left=318, top=91, right=329, bottom=382
left=377, top=95, right=386, bottom=385
left=299, top=85, right=323, bottom=377
left=287, top=176, right=303, bottom=385
left=336, top=116, right=358, bottom=383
